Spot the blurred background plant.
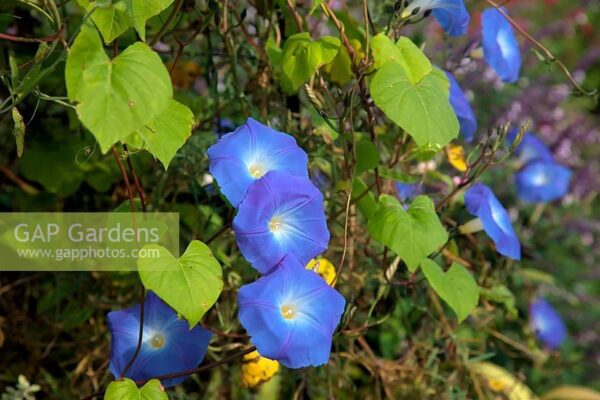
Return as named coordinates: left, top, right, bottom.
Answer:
left=0, top=0, right=599, bottom=399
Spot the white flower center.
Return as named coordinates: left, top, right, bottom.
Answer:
left=281, top=304, right=297, bottom=320
left=150, top=333, right=166, bottom=349
left=269, top=216, right=284, bottom=233
left=248, top=163, right=266, bottom=178
left=531, top=170, right=550, bottom=186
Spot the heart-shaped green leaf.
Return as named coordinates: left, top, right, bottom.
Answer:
left=77, top=0, right=131, bottom=44
left=77, top=0, right=175, bottom=43
left=370, top=61, right=459, bottom=150
left=280, top=33, right=340, bottom=93
left=368, top=195, right=448, bottom=271
left=126, top=0, right=175, bottom=41
left=371, top=33, right=432, bottom=84
left=129, top=99, right=194, bottom=169
left=138, top=240, right=223, bottom=327
left=104, top=378, right=167, bottom=400
left=65, top=24, right=172, bottom=153
left=421, top=260, right=479, bottom=322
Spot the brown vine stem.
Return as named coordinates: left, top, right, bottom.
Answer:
left=123, top=144, right=146, bottom=212
left=82, top=347, right=255, bottom=398
left=135, top=346, right=257, bottom=385
left=321, top=3, right=356, bottom=61
left=111, top=147, right=136, bottom=214
left=286, top=0, right=304, bottom=32
left=321, top=2, right=382, bottom=196
left=149, top=0, right=184, bottom=47
left=110, top=146, right=147, bottom=379
left=484, top=0, right=597, bottom=100
left=120, top=286, right=146, bottom=377
left=0, top=25, right=64, bottom=43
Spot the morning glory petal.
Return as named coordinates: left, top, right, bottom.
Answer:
left=108, top=292, right=212, bottom=387
left=446, top=71, right=477, bottom=141
left=432, top=0, right=470, bottom=37
left=464, top=183, right=521, bottom=260
left=233, top=170, right=330, bottom=274
left=482, top=7, right=522, bottom=83
left=508, top=130, right=555, bottom=164
left=401, top=0, right=470, bottom=37
left=516, top=160, right=571, bottom=203
left=530, top=298, right=567, bottom=349
left=207, top=118, right=309, bottom=206
left=238, top=256, right=346, bottom=368
left=395, top=182, right=422, bottom=204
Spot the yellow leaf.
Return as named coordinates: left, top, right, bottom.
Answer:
left=470, top=362, right=538, bottom=400
left=324, top=39, right=364, bottom=86
left=541, top=386, right=600, bottom=400
left=168, top=61, right=202, bottom=90
left=306, top=257, right=336, bottom=285
left=242, top=350, right=279, bottom=388
left=446, top=144, right=467, bottom=172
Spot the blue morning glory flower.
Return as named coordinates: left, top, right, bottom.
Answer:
left=530, top=298, right=567, bottom=349
left=108, top=292, right=212, bottom=387
left=395, top=182, right=422, bottom=204
left=508, top=130, right=554, bottom=164
left=446, top=71, right=477, bottom=141
left=482, top=7, right=522, bottom=83
left=464, top=183, right=521, bottom=260
left=310, top=168, right=330, bottom=192
left=516, top=160, right=572, bottom=203
left=238, top=255, right=346, bottom=368
left=207, top=118, right=308, bottom=207
left=214, top=118, right=236, bottom=138
left=233, top=170, right=330, bottom=274
left=401, top=0, right=471, bottom=37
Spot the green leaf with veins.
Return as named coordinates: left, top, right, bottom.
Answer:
left=125, top=0, right=175, bottom=41
left=370, top=61, right=459, bottom=149
left=77, top=0, right=174, bottom=42
left=138, top=240, right=223, bottom=328
left=368, top=195, right=448, bottom=271
left=104, top=379, right=167, bottom=400
left=65, top=24, right=172, bottom=153
left=280, top=33, right=340, bottom=93
left=371, top=33, right=432, bottom=84
left=421, top=260, right=479, bottom=322
left=76, top=0, right=131, bottom=43
left=130, top=99, right=194, bottom=169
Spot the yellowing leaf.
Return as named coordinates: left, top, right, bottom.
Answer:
left=306, top=257, right=336, bottom=285
left=446, top=144, right=467, bottom=172
left=471, top=362, right=538, bottom=400
left=242, top=351, right=280, bottom=388
left=324, top=39, right=364, bottom=85
left=168, top=60, right=202, bottom=90
left=12, top=107, right=25, bottom=158
left=541, top=386, right=600, bottom=400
